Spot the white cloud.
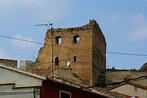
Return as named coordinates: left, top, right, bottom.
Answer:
left=128, top=25, right=147, bottom=41
left=0, top=0, right=71, bottom=21
left=11, top=34, right=36, bottom=50
left=130, top=13, right=147, bottom=25
left=123, top=13, right=147, bottom=41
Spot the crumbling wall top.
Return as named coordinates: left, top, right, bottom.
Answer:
left=47, top=19, right=99, bottom=32
left=89, top=19, right=97, bottom=25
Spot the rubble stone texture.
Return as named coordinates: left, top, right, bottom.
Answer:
left=0, top=58, right=17, bottom=68
left=34, top=20, right=106, bottom=85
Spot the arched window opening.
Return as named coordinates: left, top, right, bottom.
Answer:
left=55, top=57, right=59, bottom=66
left=73, top=35, right=80, bottom=44
left=55, top=36, right=62, bottom=44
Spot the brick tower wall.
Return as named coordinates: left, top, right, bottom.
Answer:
left=35, top=26, right=93, bottom=84
left=91, top=20, right=106, bottom=85
left=34, top=20, right=106, bottom=85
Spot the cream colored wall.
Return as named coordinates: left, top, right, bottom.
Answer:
left=0, top=85, right=40, bottom=98
left=0, top=64, right=44, bottom=87
left=111, top=84, right=147, bottom=98
left=106, top=71, right=147, bottom=86
left=0, top=64, right=44, bottom=98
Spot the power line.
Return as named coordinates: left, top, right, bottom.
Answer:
left=107, top=51, right=147, bottom=56
left=0, top=34, right=43, bottom=45
left=0, top=34, right=147, bottom=57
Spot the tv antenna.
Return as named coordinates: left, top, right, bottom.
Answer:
left=35, top=20, right=53, bottom=29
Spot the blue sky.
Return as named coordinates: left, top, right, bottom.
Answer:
left=0, top=0, right=147, bottom=69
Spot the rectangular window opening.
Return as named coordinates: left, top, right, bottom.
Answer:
left=74, top=56, right=77, bottom=62
left=55, top=36, right=62, bottom=44
left=60, top=91, right=71, bottom=98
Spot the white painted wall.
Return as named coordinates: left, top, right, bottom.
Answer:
left=0, top=64, right=45, bottom=87
left=0, top=84, right=40, bottom=98
left=111, top=84, right=147, bottom=98
left=0, top=64, right=45, bottom=98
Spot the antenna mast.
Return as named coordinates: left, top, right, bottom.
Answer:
left=35, top=21, right=53, bottom=29
left=35, top=21, right=54, bottom=77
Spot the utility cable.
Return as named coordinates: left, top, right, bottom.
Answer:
left=0, top=34, right=43, bottom=45
left=0, top=34, right=147, bottom=57
left=107, top=51, right=147, bottom=56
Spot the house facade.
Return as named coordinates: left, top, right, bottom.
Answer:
left=0, top=64, right=45, bottom=98
left=109, top=81, right=147, bottom=98
left=106, top=70, right=147, bottom=85
left=40, top=77, right=109, bottom=98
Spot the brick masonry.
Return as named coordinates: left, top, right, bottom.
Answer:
left=0, top=58, right=17, bottom=68
left=34, top=20, right=106, bottom=85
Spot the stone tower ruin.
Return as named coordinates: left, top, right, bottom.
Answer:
left=34, top=20, right=106, bottom=85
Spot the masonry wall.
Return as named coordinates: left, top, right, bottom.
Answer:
left=106, top=71, right=147, bottom=86
left=110, top=84, right=146, bottom=98
left=35, top=20, right=106, bottom=85
left=35, top=25, right=93, bottom=84
left=92, top=21, right=106, bottom=85
left=20, top=60, right=35, bottom=73
left=0, top=58, right=17, bottom=68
